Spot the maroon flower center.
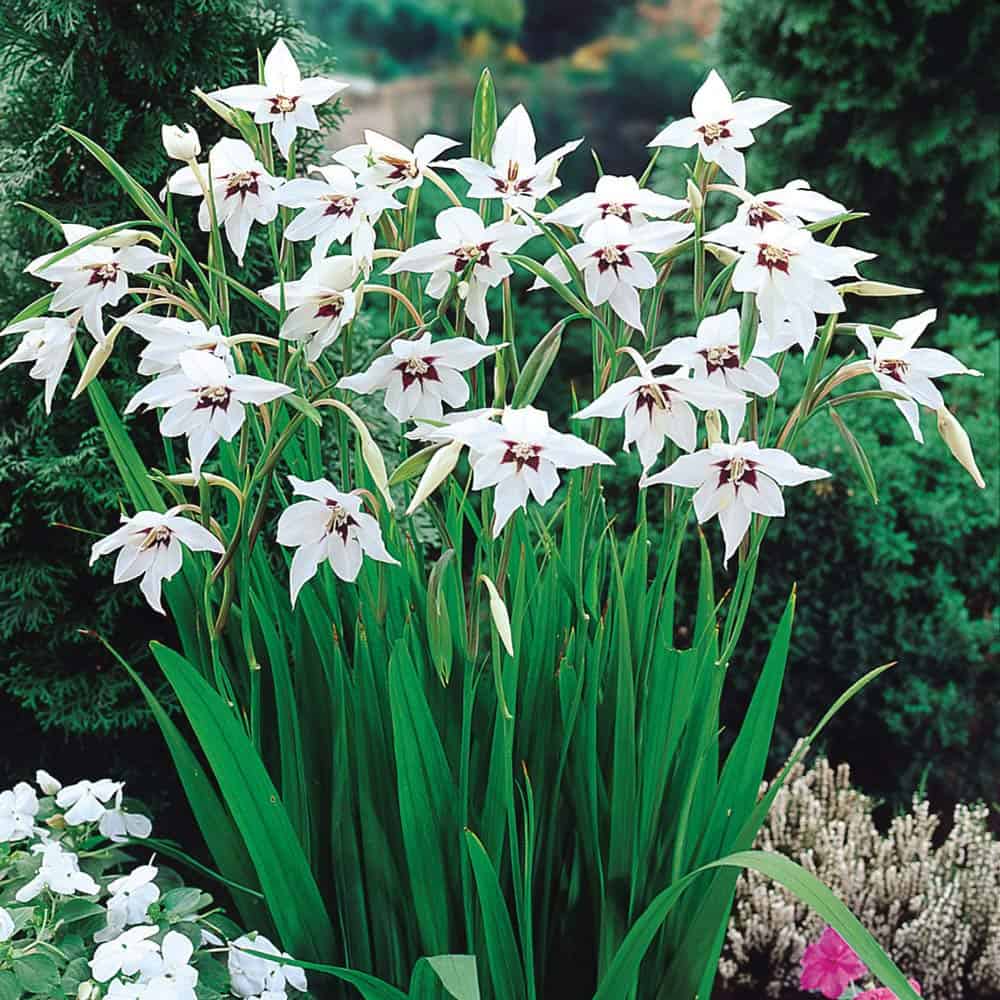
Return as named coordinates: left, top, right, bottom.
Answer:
left=195, top=385, right=232, bottom=414
left=321, top=194, right=358, bottom=217
left=698, top=120, right=732, bottom=145
left=223, top=171, right=260, bottom=200
left=314, top=293, right=345, bottom=319
left=380, top=154, right=420, bottom=180
left=494, top=160, right=533, bottom=195
left=398, top=356, right=440, bottom=390
left=324, top=499, right=357, bottom=542
left=270, top=94, right=299, bottom=114
left=747, top=200, right=782, bottom=228
left=716, top=455, right=759, bottom=491
left=635, top=383, right=671, bottom=416
left=756, top=244, right=792, bottom=274
left=595, top=245, right=631, bottom=275
left=700, top=345, right=740, bottom=375
left=138, top=525, right=173, bottom=551
left=501, top=440, right=542, bottom=472
left=600, top=201, right=636, bottom=223
left=877, top=358, right=910, bottom=382
left=87, top=262, right=121, bottom=287
left=452, top=242, right=493, bottom=272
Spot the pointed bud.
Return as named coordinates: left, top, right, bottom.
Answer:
left=161, top=123, right=201, bottom=162
left=836, top=280, right=923, bottom=297
left=703, top=242, right=740, bottom=266
left=686, top=178, right=703, bottom=216
left=36, top=769, right=62, bottom=795
left=936, top=406, right=985, bottom=488
left=479, top=574, right=514, bottom=657
left=706, top=409, right=723, bottom=445
left=406, top=440, right=463, bottom=515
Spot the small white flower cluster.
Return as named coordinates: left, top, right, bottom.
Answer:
left=0, top=771, right=309, bottom=1000
left=0, top=45, right=986, bottom=611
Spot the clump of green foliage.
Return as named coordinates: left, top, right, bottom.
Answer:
left=0, top=0, right=340, bottom=783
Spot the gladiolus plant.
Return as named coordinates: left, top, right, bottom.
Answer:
left=3, top=48, right=984, bottom=999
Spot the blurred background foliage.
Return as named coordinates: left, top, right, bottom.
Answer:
left=0, top=0, right=996, bottom=827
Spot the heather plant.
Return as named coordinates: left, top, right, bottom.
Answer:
left=2, top=50, right=987, bottom=998
left=720, top=755, right=1000, bottom=999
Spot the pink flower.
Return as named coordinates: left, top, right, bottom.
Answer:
left=800, top=927, right=868, bottom=998
left=856, top=981, right=922, bottom=1000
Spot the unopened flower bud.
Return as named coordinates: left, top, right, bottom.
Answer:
left=686, top=178, right=704, bottom=216
left=36, top=769, right=61, bottom=795
left=703, top=242, right=740, bottom=267
left=480, top=574, right=514, bottom=657
left=161, top=123, right=201, bottom=161
left=407, top=440, right=463, bottom=515
left=936, top=405, right=985, bottom=488
left=705, top=409, right=723, bottom=445
left=76, top=980, right=99, bottom=1000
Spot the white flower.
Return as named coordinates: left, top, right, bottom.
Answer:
left=228, top=933, right=307, bottom=998
left=276, top=477, right=399, bottom=603
left=574, top=362, right=746, bottom=470
left=0, top=782, right=39, bottom=842
left=99, top=787, right=153, bottom=844
left=207, top=39, right=348, bottom=158
left=339, top=332, right=501, bottom=422
left=0, top=908, right=14, bottom=942
left=643, top=441, right=830, bottom=562
left=705, top=220, right=872, bottom=351
left=648, top=69, right=789, bottom=188
left=712, top=179, right=846, bottom=231
left=16, top=841, right=100, bottom=902
left=120, top=315, right=231, bottom=377
left=142, top=930, right=198, bottom=1000
left=259, top=256, right=358, bottom=361
left=274, top=165, right=402, bottom=269
left=164, top=138, right=283, bottom=264
left=36, top=769, right=62, bottom=795
left=161, top=124, right=201, bottom=162
left=444, top=405, right=614, bottom=537
left=95, top=862, right=160, bottom=943
left=386, top=206, right=534, bottom=339
left=857, top=309, right=984, bottom=442
left=334, top=130, right=460, bottom=191
left=0, top=314, right=78, bottom=413
left=91, top=926, right=161, bottom=982
left=89, top=509, right=225, bottom=614
left=56, top=778, right=121, bottom=825
left=651, top=309, right=780, bottom=439
left=26, top=236, right=169, bottom=339
left=441, top=104, right=582, bottom=211
left=533, top=216, right=694, bottom=330
left=543, top=174, right=687, bottom=229
left=125, top=351, right=293, bottom=479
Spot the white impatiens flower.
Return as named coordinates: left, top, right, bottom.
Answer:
left=648, top=69, right=789, bottom=188
left=0, top=782, right=39, bottom=841
left=643, top=441, right=830, bottom=562
left=90, top=509, right=225, bottom=614
left=259, top=256, right=358, bottom=361
left=338, top=332, right=501, bottom=422
left=0, top=313, right=79, bottom=413
left=207, top=39, right=348, bottom=158
left=711, top=179, right=846, bottom=232
left=543, top=174, right=687, bottom=230
left=143, top=930, right=199, bottom=1000
left=651, top=309, right=780, bottom=439
left=164, top=138, right=283, bottom=264
left=442, top=103, right=582, bottom=211
left=444, top=405, right=614, bottom=537
left=276, top=477, right=399, bottom=603
left=857, top=309, right=984, bottom=442
left=125, top=351, right=292, bottom=478
left=99, top=787, right=153, bottom=843
left=386, top=206, right=534, bottom=339
left=705, top=220, right=873, bottom=351
left=275, top=165, right=402, bottom=269
left=16, top=841, right=101, bottom=902
left=334, top=130, right=460, bottom=192
left=120, top=315, right=231, bottom=376
left=0, top=908, right=14, bottom=942
left=533, top=217, right=694, bottom=331
left=56, top=778, right=121, bottom=826
left=91, top=926, right=161, bottom=982
left=26, top=236, right=169, bottom=339
left=574, top=362, right=746, bottom=470
left=228, top=933, right=308, bottom=998
left=95, top=862, right=160, bottom=943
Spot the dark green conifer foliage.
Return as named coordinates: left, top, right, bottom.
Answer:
left=0, top=0, right=341, bottom=785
